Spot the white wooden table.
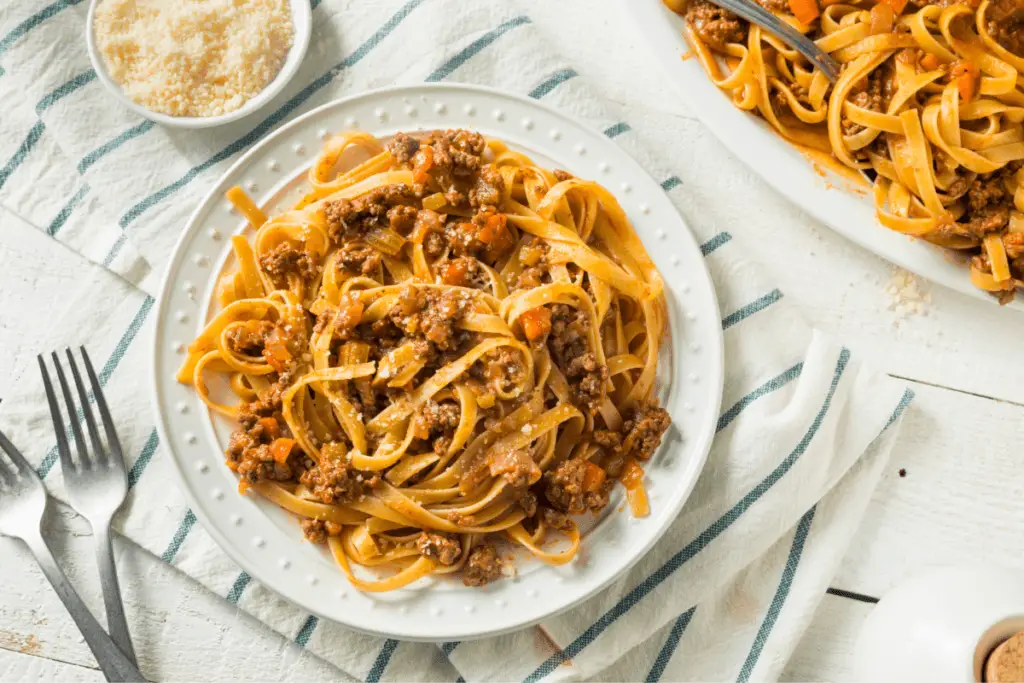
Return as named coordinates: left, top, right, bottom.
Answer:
left=3, top=1, right=1024, bottom=680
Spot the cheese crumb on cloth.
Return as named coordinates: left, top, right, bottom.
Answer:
left=94, top=0, right=294, bottom=118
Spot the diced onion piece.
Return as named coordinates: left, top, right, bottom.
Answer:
left=422, top=193, right=447, bottom=211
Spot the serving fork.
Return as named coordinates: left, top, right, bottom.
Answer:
left=0, top=426, right=145, bottom=681
left=38, top=348, right=138, bottom=668
left=695, top=0, right=842, bottom=82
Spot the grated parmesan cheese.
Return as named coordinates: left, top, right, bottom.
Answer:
left=885, top=268, right=932, bottom=320
left=94, top=0, right=293, bottom=118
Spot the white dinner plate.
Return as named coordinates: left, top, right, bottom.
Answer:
left=151, top=83, right=724, bottom=641
left=628, top=0, right=1023, bottom=311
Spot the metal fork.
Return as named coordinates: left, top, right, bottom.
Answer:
left=0, top=427, right=145, bottom=681
left=707, top=0, right=841, bottom=82
left=39, top=348, right=137, bottom=668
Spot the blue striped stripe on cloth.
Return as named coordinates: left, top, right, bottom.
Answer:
left=0, top=0, right=912, bottom=680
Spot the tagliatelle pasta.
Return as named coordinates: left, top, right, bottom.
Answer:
left=178, top=128, right=673, bottom=590
left=666, top=0, right=1024, bottom=302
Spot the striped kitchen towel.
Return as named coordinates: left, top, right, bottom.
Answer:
left=0, top=0, right=912, bottom=680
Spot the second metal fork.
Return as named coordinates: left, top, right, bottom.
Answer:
left=40, top=347, right=137, bottom=667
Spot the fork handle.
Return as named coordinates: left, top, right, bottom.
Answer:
left=25, top=532, right=146, bottom=682
left=95, top=526, right=138, bottom=667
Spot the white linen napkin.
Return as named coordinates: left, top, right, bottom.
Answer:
left=0, top=0, right=912, bottom=680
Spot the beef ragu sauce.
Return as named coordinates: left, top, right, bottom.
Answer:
left=664, top=0, right=1024, bottom=303
left=185, top=129, right=671, bottom=589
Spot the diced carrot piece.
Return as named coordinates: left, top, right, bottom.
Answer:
left=270, top=437, right=295, bottom=464
left=880, top=0, right=907, bottom=14
left=920, top=53, right=940, bottom=71
left=443, top=259, right=470, bottom=286
left=413, top=146, right=434, bottom=185
left=620, top=457, right=645, bottom=490
left=257, top=417, right=280, bottom=439
left=519, top=307, right=552, bottom=342
left=477, top=213, right=507, bottom=244
left=952, top=61, right=980, bottom=104
left=583, top=461, right=607, bottom=493
left=788, top=0, right=820, bottom=24
left=869, top=3, right=894, bottom=34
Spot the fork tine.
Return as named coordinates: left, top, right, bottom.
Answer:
left=73, top=348, right=124, bottom=468
left=0, top=442, right=15, bottom=486
left=39, top=355, right=77, bottom=475
left=65, top=350, right=107, bottom=466
left=51, top=351, right=93, bottom=468
left=0, top=426, right=40, bottom=480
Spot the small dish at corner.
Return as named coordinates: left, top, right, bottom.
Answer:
left=84, top=0, right=312, bottom=130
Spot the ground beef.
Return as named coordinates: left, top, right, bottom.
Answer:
left=985, top=0, right=1023, bottom=55
left=565, top=352, right=609, bottom=417
left=236, top=376, right=288, bottom=429
left=471, top=347, right=527, bottom=395
left=594, top=399, right=673, bottom=476
left=324, top=184, right=418, bottom=243
left=226, top=320, right=274, bottom=356
left=301, top=518, right=342, bottom=544
left=518, top=490, right=538, bottom=517
left=416, top=209, right=446, bottom=256
left=416, top=532, right=462, bottom=565
left=413, top=399, right=461, bottom=454
left=541, top=507, right=574, bottom=532
left=298, top=445, right=379, bottom=504
left=512, top=242, right=549, bottom=291
left=843, top=67, right=895, bottom=136
left=463, top=544, right=503, bottom=587
left=227, top=431, right=295, bottom=485
left=1005, top=232, right=1024, bottom=259
left=770, top=83, right=809, bottom=118
left=228, top=389, right=296, bottom=485
left=543, top=458, right=611, bottom=514
left=442, top=256, right=490, bottom=290
left=387, top=132, right=420, bottom=164
left=337, top=240, right=382, bottom=275
left=547, top=305, right=608, bottom=415
left=553, top=169, right=574, bottom=182
left=403, top=129, right=487, bottom=186
left=443, top=218, right=485, bottom=259
left=387, top=285, right=472, bottom=350
left=685, top=0, right=747, bottom=50
left=469, top=165, right=505, bottom=209
left=547, top=304, right=588, bottom=367
left=488, top=448, right=541, bottom=490
left=259, top=243, right=320, bottom=289
left=415, top=399, right=461, bottom=434
left=622, top=400, right=672, bottom=461
left=962, top=166, right=1017, bottom=237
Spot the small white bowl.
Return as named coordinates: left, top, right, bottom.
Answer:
left=85, top=0, right=312, bottom=129
left=855, top=565, right=1024, bottom=681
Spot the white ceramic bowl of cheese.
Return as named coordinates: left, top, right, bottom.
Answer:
left=85, top=0, right=312, bottom=129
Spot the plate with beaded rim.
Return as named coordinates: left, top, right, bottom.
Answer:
left=151, top=83, right=724, bottom=641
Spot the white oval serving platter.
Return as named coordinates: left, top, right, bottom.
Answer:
left=628, top=0, right=1023, bottom=311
